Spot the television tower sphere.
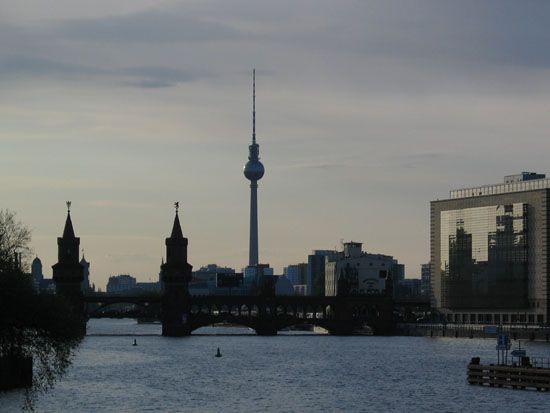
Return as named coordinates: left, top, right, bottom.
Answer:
left=244, top=159, right=264, bottom=181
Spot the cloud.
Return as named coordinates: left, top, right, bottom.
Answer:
left=0, top=55, right=201, bottom=88
left=52, top=9, right=244, bottom=43
left=121, top=66, right=200, bottom=88
left=3, top=0, right=550, bottom=286
left=283, top=0, right=550, bottom=68
left=0, top=55, right=105, bottom=78
left=3, top=1, right=550, bottom=95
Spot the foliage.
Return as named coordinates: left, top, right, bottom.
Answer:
left=0, top=210, right=83, bottom=410
left=0, top=209, right=31, bottom=273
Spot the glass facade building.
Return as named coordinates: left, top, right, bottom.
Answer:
left=431, top=173, right=549, bottom=324
left=440, top=204, right=528, bottom=309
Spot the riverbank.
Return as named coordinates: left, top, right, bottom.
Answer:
left=397, top=323, right=550, bottom=342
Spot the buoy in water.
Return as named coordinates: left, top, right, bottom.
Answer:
left=133, top=339, right=137, bottom=346
left=215, top=347, right=222, bottom=357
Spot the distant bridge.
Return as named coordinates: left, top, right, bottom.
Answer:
left=52, top=208, right=424, bottom=337
left=83, top=293, right=394, bottom=335
left=84, top=294, right=161, bottom=318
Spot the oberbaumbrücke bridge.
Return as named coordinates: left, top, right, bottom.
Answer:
left=52, top=207, right=411, bottom=336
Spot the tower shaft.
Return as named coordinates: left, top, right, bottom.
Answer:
left=249, top=181, right=259, bottom=266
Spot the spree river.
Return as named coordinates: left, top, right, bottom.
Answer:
left=2, top=319, right=549, bottom=412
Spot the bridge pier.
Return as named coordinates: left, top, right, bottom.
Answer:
left=254, top=323, right=278, bottom=336
left=162, top=318, right=191, bottom=337
left=161, top=286, right=192, bottom=337
left=325, top=323, right=357, bottom=336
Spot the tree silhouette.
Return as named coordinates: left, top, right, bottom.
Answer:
left=0, top=210, right=83, bottom=410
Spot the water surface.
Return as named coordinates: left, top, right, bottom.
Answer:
left=2, top=319, right=549, bottom=412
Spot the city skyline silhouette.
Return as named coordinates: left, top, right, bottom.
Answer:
left=3, top=1, right=550, bottom=289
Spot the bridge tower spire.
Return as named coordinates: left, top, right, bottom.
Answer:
left=160, top=203, right=193, bottom=336
left=52, top=202, right=85, bottom=318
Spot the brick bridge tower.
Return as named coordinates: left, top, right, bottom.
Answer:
left=52, top=202, right=84, bottom=316
left=160, top=203, right=193, bottom=336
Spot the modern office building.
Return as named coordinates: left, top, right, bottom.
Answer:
left=325, top=242, right=402, bottom=296
left=398, top=278, right=422, bottom=298
left=31, top=256, right=43, bottom=291
left=135, top=281, right=161, bottom=293
left=307, top=250, right=338, bottom=296
left=274, top=275, right=294, bottom=296
left=32, top=256, right=55, bottom=293
left=189, top=264, right=243, bottom=295
left=420, top=263, right=431, bottom=298
left=80, top=255, right=91, bottom=293
left=283, top=263, right=308, bottom=295
left=106, top=274, right=137, bottom=294
left=431, top=172, right=550, bottom=324
left=284, top=263, right=308, bottom=286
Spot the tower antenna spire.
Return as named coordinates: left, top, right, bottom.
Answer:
left=243, top=68, right=264, bottom=268
left=252, top=68, right=256, bottom=144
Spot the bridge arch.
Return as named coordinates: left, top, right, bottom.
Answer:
left=87, top=300, right=157, bottom=318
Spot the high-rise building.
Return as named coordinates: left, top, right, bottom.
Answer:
left=32, top=256, right=56, bottom=292
left=398, top=278, right=422, bottom=298
left=283, top=263, right=308, bottom=295
left=80, top=255, right=91, bottom=292
left=431, top=172, right=550, bottom=324
left=307, top=250, right=338, bottom=296
left=243, top=69, right=265, bottom=269
left=31, top=256, right=43, bottom=291
left=189, top=264, right=240, bottom=295
left=284, top=263, right=308, bottom=286
left=420, top=263, right=431, bottom=298
left=106, top=274, right=137, bottom=294
left=325, top=242, right=402, bottom=296
left=274, top=275, right=294, bottom=296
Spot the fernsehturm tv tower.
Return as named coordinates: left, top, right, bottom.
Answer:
left=243, top=69, right=264, bottom=267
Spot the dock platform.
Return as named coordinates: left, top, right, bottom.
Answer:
left=468, top=358, right=550, bottom=391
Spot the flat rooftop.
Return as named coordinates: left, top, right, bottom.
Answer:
left=449, top=172, right=549, bottom=199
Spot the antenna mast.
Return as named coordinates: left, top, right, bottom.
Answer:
left=252, top=68, right=256, bottom=144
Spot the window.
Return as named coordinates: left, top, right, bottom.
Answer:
left=440, top=203, right=528, bottom=310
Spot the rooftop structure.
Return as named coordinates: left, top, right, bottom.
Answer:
left=450, top=172, right=548, bottom=199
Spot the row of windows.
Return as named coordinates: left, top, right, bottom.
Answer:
left=441, top=204, right=527, bottom=264
left=447, top=313, right=544, bottom=324
left=450, top=178, right=550, bottom=199
left=440, top=204, right=529, bottom=309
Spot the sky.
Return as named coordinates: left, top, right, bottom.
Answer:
left=2, top=0, right=550, bottom=289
